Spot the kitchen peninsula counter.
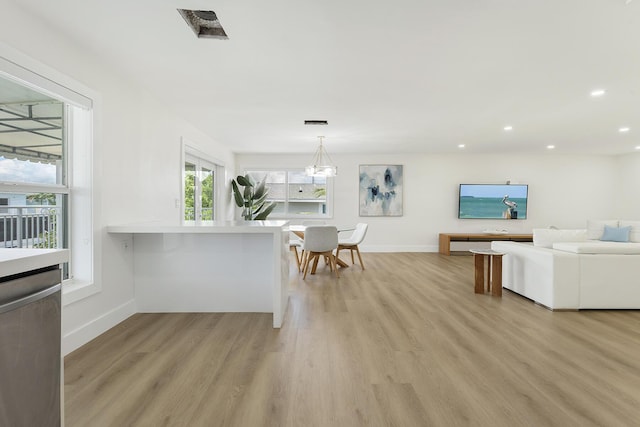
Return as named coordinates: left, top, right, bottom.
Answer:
left=0, top=248, right=69, bottom=277
left=107, top=221, right=290, bottom=327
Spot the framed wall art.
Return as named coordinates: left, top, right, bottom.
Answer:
left=359, top=164, right=403, bottom=216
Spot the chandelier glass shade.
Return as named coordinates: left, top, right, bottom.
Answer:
left=305, top=136, right=337, bottom=177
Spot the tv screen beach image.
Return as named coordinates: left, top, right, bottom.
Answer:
left=458, top=184, right=528, bottom=219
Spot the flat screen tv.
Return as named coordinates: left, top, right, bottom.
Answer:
left=458, top=184, right=528, bottom=219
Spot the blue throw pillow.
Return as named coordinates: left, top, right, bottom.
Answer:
left=600, top=225, right=631, bottom=242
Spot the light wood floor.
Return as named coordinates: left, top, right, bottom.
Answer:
left=65, top=253, right=640, bottom=426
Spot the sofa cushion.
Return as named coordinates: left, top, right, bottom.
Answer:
left=619, top=221, right=640, bottom=243
left=587, top=220, right=619, bottom=240
left=533, top=228, right=587, bottom=248
left=600, top=225, right=631, bottom=242
left=552, top=241, right=640, bottom=254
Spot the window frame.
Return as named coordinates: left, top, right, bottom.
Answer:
left=243, top=168, right=334, bottom=220
left=0, top=83, right=70, bottom=255
left=1, top=49, right=98, bottom=306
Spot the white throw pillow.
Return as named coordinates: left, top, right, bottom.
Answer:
left=533, top=228, right=588, bottom=248
left=586, top=220, right=619, bottom=240
left=619, top=220, right=640, bottom=243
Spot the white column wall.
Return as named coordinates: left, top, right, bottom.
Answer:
left=237, top=153, right=620, bottom=251
left=1, top=1, right=235, bottom=354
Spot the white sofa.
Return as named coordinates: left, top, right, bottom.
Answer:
left=491, top=220, right=640, bottom=310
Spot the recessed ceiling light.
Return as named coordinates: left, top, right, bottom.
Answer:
left=619, top=127, right=631, bottom=133
left=590, top=89, right=606, bottom=97
left=635, top=145, right=640, bottom=150
left=547, top=145, right=555, bottom=149
left=458, top=144, right=465, bottom=148
left=503, top=126, right=513, bottom=131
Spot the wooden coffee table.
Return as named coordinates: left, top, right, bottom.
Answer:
left=469, top=249, right=504, bottom=297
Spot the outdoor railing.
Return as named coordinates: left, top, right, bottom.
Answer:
left=0, top=206, right=62, bottom=249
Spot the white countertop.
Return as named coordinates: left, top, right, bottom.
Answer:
left=107, top=220, right=290, bottom=234
left=0, top=248, right=70, bottom=278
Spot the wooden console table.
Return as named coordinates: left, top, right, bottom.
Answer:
left=439, top=232, right=533, bottom=256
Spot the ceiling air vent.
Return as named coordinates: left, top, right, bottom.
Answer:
left=304, top=120, right=328, bottom=125
left=178, top=9, right=228, bottom=39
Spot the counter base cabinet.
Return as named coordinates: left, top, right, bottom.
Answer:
left=132, top=232, right=289, bottom=327
left=0, top=268, right=62, bottom=427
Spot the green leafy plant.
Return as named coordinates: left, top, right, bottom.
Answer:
left=26, top=193, right=57, bottom=205
left=312, top=187, right=326, bottom=198
left=231, top=174, right=277, bottom=220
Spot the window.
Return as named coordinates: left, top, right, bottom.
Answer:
left=0, top=78, right=69, bottom=272
left=182, top=144, right=222, bottom=224
left=245, top=169, right=332, bottom=219
left=1, top=52, right=95, bottom=296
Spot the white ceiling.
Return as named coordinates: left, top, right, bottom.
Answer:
left=10, top=0, right=640, bottom=155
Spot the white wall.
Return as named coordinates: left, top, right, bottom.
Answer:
left=1, top=1, right=235, bottom=354
left=616, top=152, right=640, bottom=219
left=237, top=153, right=620, bottom=251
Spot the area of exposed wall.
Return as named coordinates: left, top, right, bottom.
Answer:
left=237, top=152, right=620, bottom=251
left=616, top=152, right=640, bottom=219
left=1, top=1, right=235, bottom=354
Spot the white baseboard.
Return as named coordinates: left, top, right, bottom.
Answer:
left=360, top=244, right=439, bottom=253
left=62, top=299, right=136, bottom=356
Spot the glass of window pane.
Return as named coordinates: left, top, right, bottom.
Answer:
left=200, top=167, right=213, bottom=221
left=288, top=171, right=327, bottom=215
left=184, top=162, right=196, bottom=221
left=0, top=79, right=72, bottom=279
left=0, top=101, right=64, bottom=186
left=0, top=192, right=65, bottom=249
left=248, top=171, right=286, bottom=215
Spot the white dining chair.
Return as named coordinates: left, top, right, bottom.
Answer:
left=336, top=223, right=368, bottom=269
left=296, top=221, right=327, bottom=269
left=302, top=225, right=339, bottom=279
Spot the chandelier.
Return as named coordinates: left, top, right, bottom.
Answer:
left=305, top=136, right=337, bottom=177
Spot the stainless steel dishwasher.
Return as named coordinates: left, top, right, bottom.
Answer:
left=0, top=266, right=62, bottom=427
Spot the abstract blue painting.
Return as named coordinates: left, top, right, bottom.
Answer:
left=359, top=165, right=403, bottom=216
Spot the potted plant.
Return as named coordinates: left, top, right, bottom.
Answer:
left=231, top=174, right=277, bottom=220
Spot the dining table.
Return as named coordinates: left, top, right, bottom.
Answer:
left=289, top=225, right=354, bottom=268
